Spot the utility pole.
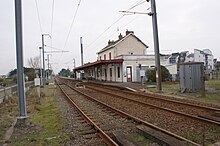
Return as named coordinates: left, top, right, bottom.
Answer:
left=73, top=58, right=76, bottom=68
left=47, top=54, right=50, bottom=80
left=14, top=0, right=27, bottom=121
left=41, top=34, right=51, bottom=86
left=42, top=35, right=45, bottom=85
left=148, top=0, right=162, bottom=92
left=119, top=0, right=162, bottom=92
left=80, top=37, right=84, bottom=66
left=73, top=58, right=76, bottom=78
left=39, top=47, right=43, bottom=86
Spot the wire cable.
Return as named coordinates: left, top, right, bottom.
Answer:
left=63, top=0, right=81, bottom=50
left=127, top=0, right=146, bottom=11
left=57, top=0, right=82, bottom=64
left=45, top=45, right=63, bottom=51
left=85, top=15, right=125, bottom=50
left=34, top=0, right=43, bottom=33
left=84, top=1, right=147, bottom=51
left=50, top=0, right=55, bottom=46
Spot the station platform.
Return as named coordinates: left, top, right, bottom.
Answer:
left=60, top=77, right=156, bottom=93
left=83, top=80, right=153, bottom=92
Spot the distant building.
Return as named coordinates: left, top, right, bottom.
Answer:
left=194, top=49, right=214, bottom=73
left=186, top=53, right=194, bottom=62
left=166, top=51, right=189, bottom=81
left=214, top=59, right=220, bottom=70
left=168, top=53, right=179, bottom=64
left=179, top=51, right=189, bottom=63
left=0, top=75, right=7, bottom=79
left=167, top=49, right=215, bottom=80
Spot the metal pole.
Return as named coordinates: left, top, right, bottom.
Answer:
left=80, top=37, right=84, bottom=66
left=47, top=54, right=50, bottom=80
left=73, top=58, right=76, bottom=78
left=14, top=0, right=27, bottom=118
left=39, top=47, right=43, bottom=86
left=150, top=0, right=162, bottom=92
left=73, top=58, right=75, bottom=68
left=42, top=35, right=45, bottom=86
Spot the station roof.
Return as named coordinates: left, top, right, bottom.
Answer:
left=73, top=59, right=124, bottom=71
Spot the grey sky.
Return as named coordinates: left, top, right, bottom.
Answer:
left=0, top=0, right=220, bottom=75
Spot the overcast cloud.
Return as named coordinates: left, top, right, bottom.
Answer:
left=0, top=0, right=220, bottom=75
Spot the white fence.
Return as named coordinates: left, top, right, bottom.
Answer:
left=0, top=81, right=34, bottom=104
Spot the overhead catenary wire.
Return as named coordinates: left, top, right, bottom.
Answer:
left=50, top=0, right=55, bottom=46
left=85, top=9, right=150, bottom=53
left=34, top=0, right=43, bottom=33
left=62, top=0, right=82, bottom=51
left=44, top=45, right=64, bottom=51
left=84, top=15, right=125, bottom=51
left=84, top=0, right=147, bottom=51
left=127, top=0, right=146, bottom=11
left=56, top=0, right=82, bottom=66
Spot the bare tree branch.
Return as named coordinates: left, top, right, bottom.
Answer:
left=28, top=56, right=40, bottom=69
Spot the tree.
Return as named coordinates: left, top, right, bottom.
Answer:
left=28, top=56, right=40, bottom=69
left=58, top=68, right=71, bottom=77
left=146, top=68, right=156, bottom=82
left=161, top=65, right=171, bottom=81
left=8, top=67, right=36, bottom=81
left=146, top=65, right=171, bottom=82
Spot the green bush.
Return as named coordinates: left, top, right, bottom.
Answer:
left=146, top=66, right=171, bottom=82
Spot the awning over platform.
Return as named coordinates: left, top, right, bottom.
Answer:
left=73, top=59, right=124, bottom=71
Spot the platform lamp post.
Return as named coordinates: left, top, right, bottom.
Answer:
left=14, top=0, right=27, bottom=123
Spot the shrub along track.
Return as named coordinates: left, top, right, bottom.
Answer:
left=59, top=77, right=220, bottom=145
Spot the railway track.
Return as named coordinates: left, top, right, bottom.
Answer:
left=56, top=87, right=108, bottom=145
left=85, top=85, right=220, bottom=125
left=86, top=82, right=220, bottom=114
left=57, top=77, right=220, bottom=145
left=56, top=79, right=177, bottom=145
left=56, top=78, right=207, bottom=146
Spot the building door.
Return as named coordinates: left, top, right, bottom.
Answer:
left=104, top=68, right=107, bottom=81
left=126, top=66, right=132, bottom=82
left=110, top=68, right=112, bottom=81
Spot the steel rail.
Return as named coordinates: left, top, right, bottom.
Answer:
left=56, top=81, right=119, bottom=146
left=60, top=80, right=201, bottom=146
left=89, top=82, right=220, bottom=112
left=87, top=86, right=220, bottom=126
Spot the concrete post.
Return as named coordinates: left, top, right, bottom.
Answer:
left=150, top=0, right=162, bottom=92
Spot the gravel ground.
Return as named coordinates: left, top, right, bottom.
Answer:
left=59, top=84, right=156, bottom=146
left=87, top=85, right=218, bottom=118
left=55, top=86, right=107, bottom=145
left=0, top=102, right=17, bottom=145
left=86, top=81, right=220, bottom=108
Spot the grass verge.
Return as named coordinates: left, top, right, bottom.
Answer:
left=12, top=88, right=69, bottom=145
left=146, top=80, right=220, bottom=103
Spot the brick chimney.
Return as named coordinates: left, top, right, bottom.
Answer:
left=118, top=33, right=123, bottom=40
left=126, top=30, right=134, bottom=35
left=108, top=40, right=114, bottom=45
